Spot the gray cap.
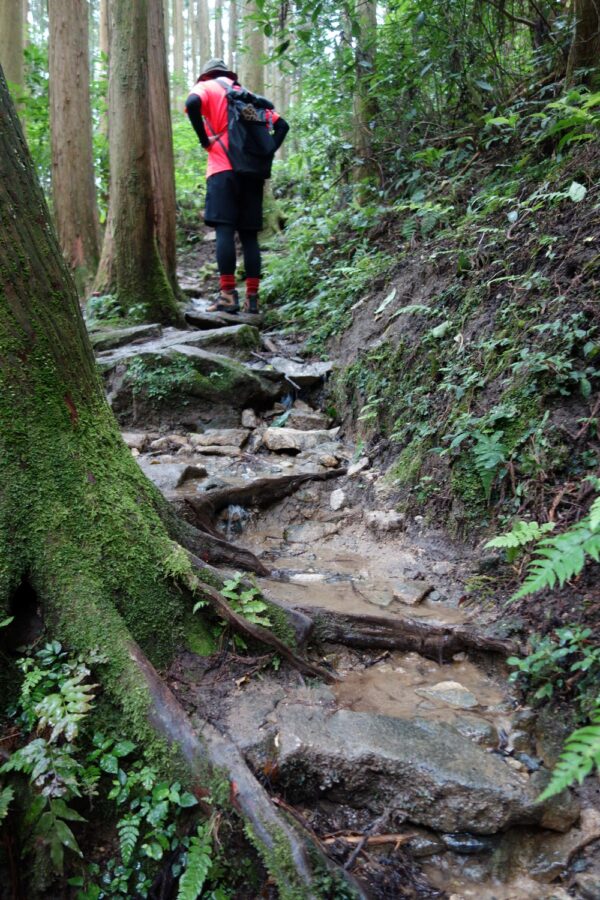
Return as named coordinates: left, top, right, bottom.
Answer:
left=199, top=58, right=238, bottom=81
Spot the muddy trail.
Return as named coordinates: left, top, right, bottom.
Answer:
left=89, top=247, right=600, bottom=900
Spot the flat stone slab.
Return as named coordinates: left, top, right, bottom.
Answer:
left=262, top=426, right=340, bottom=453
left=266, top=706, right=578, bottom=835
left=284, top=522, right=341, bottom=543
left=415, top=680, right=479, bottom=709
left=96, top=324, right=260, bottom=365
left=267, top=356, right=333, bottom=386
left=90, top=323, right=162, bottom=352
left=364, top=578, right=433, bottom=609
left=121, top=431, right=158, bottom=452
left=189, top=429, right=249, bottom=449
left=137, top=460, right=207, bottom=493
left=285, top=409, right=331, bottom=431
left=188, top=445, right=242, bottom=458
left=185, top=308, right=263, bottom=329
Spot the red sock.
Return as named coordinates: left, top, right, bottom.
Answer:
left=246, top=277, right=260, bottom=296
left=220, top=274, right=236, bottom=292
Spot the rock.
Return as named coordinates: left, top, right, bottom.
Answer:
left=189, top=445, right=242, bottom=457
left=286, top=409, right=331, bottom=431
left=440, top=833, right=496, bottom=855
left=203, top=230, right=217, bottom=241
left=267, top=356, right=333, bottom=387
left=180, top=323, right=261, bottom=354
left=415, top=681, right=479, bottom=710
left=392, top=578, right=433, bottom=606
left=365, top=510, right=406, bottom=532
left=319, top=454, right=341, bottom=469
left=90, top=322, right=162, bottom=352
left=285, top=522, right=340, bottom=543
left=575, top=873, right=600, bottom=900
left=264, top=707, right=572, bottom=834
left=167, top=345, right=283, bottom=407
left=262, top=426, right=340, bottom=453
left=348, top=457, right=370, bottom=477
left=149, top=434, right=191, bottom=452
left=189, top=429, right=248, bottom=449
left=510, top=730, right=533, bottom=752
left=137, top=460, right=207, bottom=493
left=431, top=561, right=453, bottom=576
left=330, top=489, right=347, bottom=511
left=452, top=715, right=499, bottom=747
left=290, top=573, right=326, bottom=584
left=241, top=408, right=261, bottom=428
left=406, top=830, right=445, bottom=858
left=121, top=431, right=155, bottom=452
left=529, top=769, right=581, bottom=832
left=492, top=807, right=600, bottom=882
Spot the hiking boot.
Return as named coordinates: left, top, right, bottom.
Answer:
left=207, top=289, right=239, bottom=314
left=245, top=294, right=259, bottom=314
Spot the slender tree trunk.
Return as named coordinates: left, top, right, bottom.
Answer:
left=353, top=0, right=378, bottom=179
left=198, top=0, right=211, bottom=68
left=241, top=1, right=264, bottom=92
left=173, top=0, right=185, bottom=94
left=214, top=0, right=224, bottom=58
left=566, top=0, right=600, bottom=84
left=48, top=0, right=100, bottom=290
left=148, top=0, right=180, bottom=294
left=110, top=0, right=181, bottom=323
left=228, top=0, right=238, bottom=71
left=0, top=0, right=24, bottom=90
left=0, top=64, right=363, bottom=899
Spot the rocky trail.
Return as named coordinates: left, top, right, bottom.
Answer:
left=89, top=265, right=600, bottom=900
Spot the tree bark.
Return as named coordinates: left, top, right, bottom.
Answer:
left=198, top=0, right=211, bottom=70
left=0, top=63, right=362, bottom=899
left=241, top=0, right=264, bottom=92
left=228, top=0, right=238, bottom=71
left=148, top=0, right=180, bottom=295
left=353, top=0, right=378, bottom=179
left=173, top=0, right=185, bottom=92
left=214, top=0, right=224, bottom=59
left=48, top=0, right=100, bottom=291
left=0, top=0, right=24, bottom=90
left=566, top=0, right=600, bottom=85
left=109, top=0, right=182, bottom=323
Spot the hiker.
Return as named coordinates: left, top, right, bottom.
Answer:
left=185, top=58, right=289, bottom=315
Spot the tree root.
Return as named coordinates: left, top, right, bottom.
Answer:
left=184, top=469, right=347, bottom=526
left=186, top=553, right=337, bottom=684
left=294, top=605, right=519, bottom=661
left=128, top=642, right=365, bottom=899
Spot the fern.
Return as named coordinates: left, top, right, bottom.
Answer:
left=486, top=520, right=555, bottom=562
left=538, top=707, right=600, bottom=801
left=177, top=824, right=213, bottom=900
left=0, top=785, right=13, bottom=822
left=512, top=518, right=600, bottom=600
left=472, top=431, right=506, bottom=499
left=118, top=814, right=140, bottom=865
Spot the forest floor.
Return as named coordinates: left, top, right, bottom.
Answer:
left=87, top=228, right=600, bottom=899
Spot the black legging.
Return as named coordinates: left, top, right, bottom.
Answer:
left=215, top=225, right=261, bottom=279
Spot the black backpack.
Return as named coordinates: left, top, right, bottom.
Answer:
left=210, top=78, right=279, bottom=179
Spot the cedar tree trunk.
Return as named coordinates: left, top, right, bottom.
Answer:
left=0, top=63, right=359, bottom=900
left=48, top=0, right=100, bottom=290
left=109, top=0, right=182, bottom=323
left=0, top=0, right=24, bottom=89
left=241, top=0, right=264, bottom=92
left=566, top=0, right=600, bottom=85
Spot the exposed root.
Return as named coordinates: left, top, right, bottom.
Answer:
left=186, top=552, right=338, bottom=684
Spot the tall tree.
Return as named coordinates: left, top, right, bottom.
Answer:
left=228, top=0, right=238, bottom=71
left=566, top=0, right=600, bottom=85
left=0, top=63, right=361, bottom=897
left=148, top=0, right=179, bottom=293
left=173, top=0, right=185, bottom=91
left=0, top=0, right=24, bottom=91
left=109, top=0, right=181, bottom=322
left=214, top=0, right=224, bottom=59
left=241, top=0, right=264, bottom=92
left=198, top=0, right=211, bottom=69
left=353, top=0, right=378, bottom=176
left=48, top=0, right=100, bottom=289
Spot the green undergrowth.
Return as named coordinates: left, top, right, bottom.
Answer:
left=265, top=81, right=600, bottom=534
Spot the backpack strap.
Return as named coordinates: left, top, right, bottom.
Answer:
left=204, top=78, right=234, bottom=168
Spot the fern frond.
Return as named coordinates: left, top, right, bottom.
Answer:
left=177, top=825, right=213, bottom=900
left=538, top=711, right=600, bottom=801
left=117, top=815, right=140, bottom=865
left=485, top=520, right=555, bottom=551
left=0, top=785, right=14, bottom=821
left=589, top=495, right=600, bottom=531
left=512, top=522, right=594, bottom=600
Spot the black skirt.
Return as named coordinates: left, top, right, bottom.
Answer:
left=204, top=170, right=265, bottom=230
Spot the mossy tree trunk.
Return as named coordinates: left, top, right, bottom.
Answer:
left=353, top=0, right=378, bottom=182
left=0, top=65, right=357, bottom=899
left=48, top=0, right=100, bottom=291
left=566, top=0, right=600, bottom=85
left=109, top=0, right=182, bottom=324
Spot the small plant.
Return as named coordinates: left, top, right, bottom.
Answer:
left=538, top=705, right=600, bottom=801
left=486, top=519, right=556, bottom=563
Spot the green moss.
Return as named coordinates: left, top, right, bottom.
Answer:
left=184, top=611, right=217, bottom=656
left=386, top=438, right=424, bottom=486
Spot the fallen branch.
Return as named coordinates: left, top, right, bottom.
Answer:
left=294, top=606, right=518, bottom=661
left=187, top=553, right=338, bottom=683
